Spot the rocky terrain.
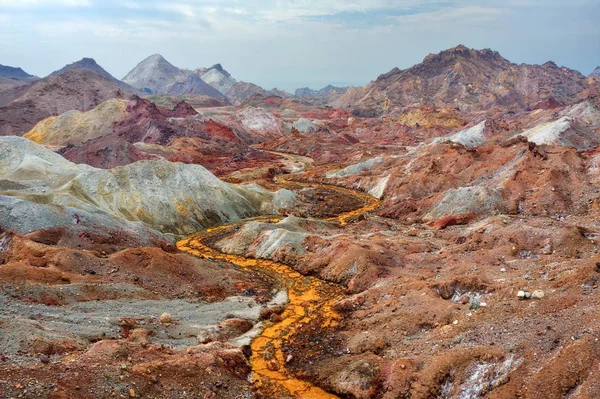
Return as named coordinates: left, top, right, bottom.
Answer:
left=23, top=96, right=284, bottom=175
left=1, top=45, right=600, bottom=398
left=0, top=136, right=281, bottom=235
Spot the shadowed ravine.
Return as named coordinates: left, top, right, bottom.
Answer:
left=177, top=178, right=381, bottom=398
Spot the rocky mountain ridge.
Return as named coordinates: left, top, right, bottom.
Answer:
left=295, top=84, right=349, bottom=105
left=335, top=45, right=592, bottom=115
left=122, top=54, right=224, bottom=99
left=0, top=69, right=134, bottom=136
left=51, top=57, right=138, bottom=93
left=0, top=64, right=38, bottom=91
left=0, top=64, right=35, bottom=80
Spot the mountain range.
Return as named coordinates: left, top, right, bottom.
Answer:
left=295, top=85, right=349, bottom=105
left=122, top=54, right=291, bottom=104
left=1, top=46, right=599, bottom=136
left=122, top=54, right=224, bottom=99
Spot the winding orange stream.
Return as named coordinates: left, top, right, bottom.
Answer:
left=177, top=179, right=380, bottom=398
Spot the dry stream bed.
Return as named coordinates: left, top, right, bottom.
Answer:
left=178, top=178, right=381, bottom=398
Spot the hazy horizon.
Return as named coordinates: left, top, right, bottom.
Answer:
left=1, top=0, right=599, bottom=92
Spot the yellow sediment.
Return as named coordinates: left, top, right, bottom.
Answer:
left=23, top=116, right=57, bottom=143
left=23, top=98, right=128, bottom=146
left=177, top=179, right=380, bottom=398
left=274, top=175, right=381, bottom=226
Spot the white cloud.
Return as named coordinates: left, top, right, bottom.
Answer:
left=123, top=2, right=143, bottom=10
left=120, top=0, right=451, bottom=22
left=33, top=17, right=200, bottom=39
left=224, top=7, right=248, bottom=15
left=488, top=0, right=598, bottom=6
left=0, top=0, right=90, bottom=7
left=242, top=0, right=421, bottom=20
left=393, top=6, right=505, bottom=29
left=155, top=2, right=196, bottom=18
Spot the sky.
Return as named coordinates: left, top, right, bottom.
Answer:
left=0, top=0, right=599, bottom=92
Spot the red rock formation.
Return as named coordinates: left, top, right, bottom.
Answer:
left=166, top=100, right=198, bottom=118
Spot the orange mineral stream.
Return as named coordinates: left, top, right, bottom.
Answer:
left=177, top=180, right=380, bottom=398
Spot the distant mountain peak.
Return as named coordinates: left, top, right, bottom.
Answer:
left=122, top=54, right=183, bottom=94
left=421, top=45, right=505, bottom=66
left=379, top=45, right=511, bottom=85
left=336, top=45, right=588, bottom=113
left=198, top=64, right=236, bottom=94
left=294, top=84, right=349, bottom=104
left=449, top=44, right=469, bottom=52
left=123, top=55, right=228, bottom=99
left=79, top=57, right=98, bottom=64
left=133, top=54, right=179, bottom=72
left=50, top=57, right=138, bottom=93
left=144, top=54, right=172, bottom=66
left=204, top=63, right=232, bottom=79
left=62, top=57, right=100, bottom=69
left=51, top=57, right=103, bottom=75
left=590, top=66, right=600, bottom=78
left=0, top=64, right=35, bottom=79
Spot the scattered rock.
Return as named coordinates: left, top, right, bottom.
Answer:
left=128, top=328, right=149, bottom=344
left=159, top=312, right=174, bottom=324
left=517, top=290, right=532, bottom=300
left=270, top=313, right=283, bottom=323
left=532, top=290, right=545, bottom=299
left=267, top=360, right=280, bottom=371
left=204, top=391, right=217, bottom=399
left=241, top=345, right=252, bottom=359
